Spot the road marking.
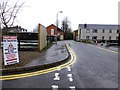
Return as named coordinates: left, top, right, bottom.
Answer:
left=67, top=74, right=72, bottom=77
left=67, top=74, right=73, bottom=82
left=57, top=67, right=61, bottom=71
left=69, top=77, right=73, bottom=82
left=0, top=42, right=76, bottom=80
left=55, top=73, right=59, bottom=76
left=67, top=66, right=71, bottom=71
left=69, top=86, right=75, bottom=90
left=54, top=73, right=60, bottom=81
left=52, top=85, right=58, bottom=90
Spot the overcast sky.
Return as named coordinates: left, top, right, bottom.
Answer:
left=13, top=0, right=120, bottom=31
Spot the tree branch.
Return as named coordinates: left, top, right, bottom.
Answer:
left=10, top=1, right=25, bottom=26
left=6, top=0, right=19, bottom=24
left=0, top=0, right=25, bottom=28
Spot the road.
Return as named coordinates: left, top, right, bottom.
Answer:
left=2, top=40, right=118, bottom=89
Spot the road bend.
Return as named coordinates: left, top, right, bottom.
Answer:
left=2, top=40, right=118, bottom=89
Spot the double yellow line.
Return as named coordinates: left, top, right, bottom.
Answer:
left=0, top=43, right=76, bottom=80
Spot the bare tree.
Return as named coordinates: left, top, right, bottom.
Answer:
left=61, top=16, right=71, bottom=33
left=61, top=16, right=73, bottom=40
left=0, top=0, right=25, bottom=29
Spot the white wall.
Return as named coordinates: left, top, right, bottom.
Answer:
left=38, top=24, right=47, bottom=50
left=60, top=35, right=64, bottom=40
left=80, top=28, right=118, bottom=40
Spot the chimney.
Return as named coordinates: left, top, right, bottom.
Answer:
left=84, top=23, right=87, bottom=28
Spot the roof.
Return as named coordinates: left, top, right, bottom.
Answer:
left=47, top=24, right=55, bottom=28
left=47, top=24, right=63, bottom=31
left=79, top=24, right=120, bottom=30
left=73, top=30, right=78, bottom=32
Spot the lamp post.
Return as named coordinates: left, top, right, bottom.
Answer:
left=56, top=11, right=63, bottom=45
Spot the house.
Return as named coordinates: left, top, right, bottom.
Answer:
left=73, top=30, right=78, bottom=41
left=46, top=24, right=64, bottom=41
left=77, top=24, right=119, bottom=44
left=2, top=26, right=27, bottom=35
left=118, top=33, right=120, bottom=46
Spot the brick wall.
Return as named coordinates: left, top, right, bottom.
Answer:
left=47, top=24, right=58, bottom=36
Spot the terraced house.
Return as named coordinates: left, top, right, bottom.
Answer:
left=77, top=24, right=120, bottom=44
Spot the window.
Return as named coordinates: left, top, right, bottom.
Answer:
left=102, top=29, right=105, bottom=33
left=109, top=30, right=112, bottom=33
left=109, top=36, right=112, bottom=40
left=117, top=30, right=119, bottom=33
left=92, top=29, right=98, bottom=33
left=92, top=36, right=97, bottom=39
left=86, top=36, right=89, bottom=39
left=51, top=29, right=54, bottom=35
left=86, top=29, right=90, bottom=33
left=102, top=36, right=104, bottom=40
left=116, top=37, right=118, bottom=40
left=58, top=32, right=60, bottom=35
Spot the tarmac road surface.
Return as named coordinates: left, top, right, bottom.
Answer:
left=2, top=40, right=119, bottom=89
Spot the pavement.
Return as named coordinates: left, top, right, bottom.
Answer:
left=2, top=41, right=70, bottom=75
left=25, top=41, right=68, bottom=66
left=88, top=43, right=119, bottom=52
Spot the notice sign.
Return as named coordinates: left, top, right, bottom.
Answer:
left=3, top=36, right=19, bottom=65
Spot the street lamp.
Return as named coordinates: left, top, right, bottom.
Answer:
left=56, top=11, right=63, bottom=45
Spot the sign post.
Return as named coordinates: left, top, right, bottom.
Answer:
left=3, top=36, right=19, bottom=65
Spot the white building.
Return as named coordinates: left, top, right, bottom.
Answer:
left=78, top=24, right=119, bottom=43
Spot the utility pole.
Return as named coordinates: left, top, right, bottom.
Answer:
left=56, top=11, right=63, bottom=45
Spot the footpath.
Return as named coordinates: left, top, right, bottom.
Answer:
left=91, top=43, right=119, bottom=52
left=2, top=41, right=70, bottom=75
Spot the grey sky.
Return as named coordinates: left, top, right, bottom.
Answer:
left=12, top=0, right=119, bottom=31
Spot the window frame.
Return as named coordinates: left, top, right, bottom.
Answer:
left=102, top=29, right=105, bottom=33
left=109, top=36, right=112, bottom=40
left=92, top=29, right=98, bottom=33
left=102, top=36, right=104, bottom=40
left=117, top=30, right=119, bottom=33
left=51, top=29, right=54, bottom=35
left=109, top=29, right=112, bottom=33
left=86, top=36, right=90, bottom=39
left=86, top=29, right=90, bottom=33
left=92, top=36, right=97, bottom=40
left=116, top=37, right=118, bottom=40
